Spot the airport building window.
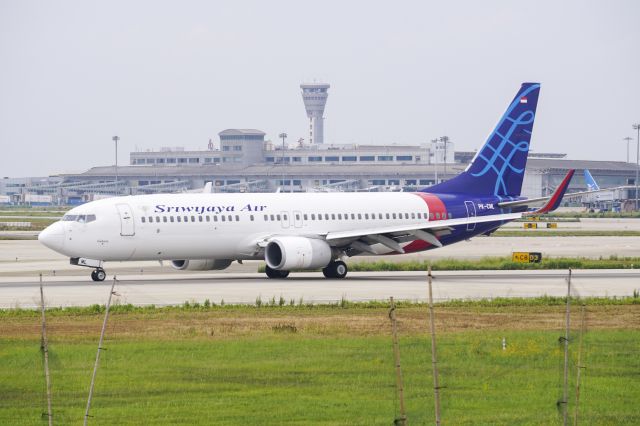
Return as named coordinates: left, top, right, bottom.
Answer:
left=388, top=180, right=400, bottom=185
left=266, top=157, right=275, bottom=162
left=213, top=158, right=221, bottom=163
left=325, top=156, right=339, bottom=162
left=178, top=158, right=187, bottom=164
left=292, top=157, right=302, bottom=162
left=188, top=158, right=199, bottom=163
left=359, top=156, right=375, bottom=161
left=233, top=146, right=242, bottom=151
left=342, top=156, right=357, bottom=162
left=146, top=159, right=155, bottom=164
left=167, top=158, right=177, bottom=164
left=370, top=179, right=385, bottom=186
left=223, top=146, right=231, bottom=151
left=204, top=158, right=212, bottom=163
left=396, top=155, right=412, bottom=161
left=406, top=179, right=417, bottom=185
left=419, top=179, right=431, bottom=185
left=308, top=156, right=322, bottom=162
left=378, top=156, right=393, bottom=161
left=157, top=158, right=165, bottom=164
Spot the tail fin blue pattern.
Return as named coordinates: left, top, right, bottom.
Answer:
left=424, top=83, right=541, bottom=198
left=583, top=169, right=600, bottom=191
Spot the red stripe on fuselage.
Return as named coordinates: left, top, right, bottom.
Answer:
left=402, top=193, right=448, bottom=253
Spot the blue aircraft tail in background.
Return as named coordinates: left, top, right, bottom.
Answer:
left=584, top=169, right=600, bottom=191
left=424, top=82, right=541, bottom=198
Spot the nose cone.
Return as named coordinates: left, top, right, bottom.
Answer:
left=38, top=222, right=65, bottom=253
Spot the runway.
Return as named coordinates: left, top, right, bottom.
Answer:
left=2, top=270, right=638, bottom=308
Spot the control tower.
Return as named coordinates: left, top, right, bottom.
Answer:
left=300, top=83, right=330, bottom=144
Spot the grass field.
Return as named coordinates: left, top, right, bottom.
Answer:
left=1, top=302, right=638, bottom=425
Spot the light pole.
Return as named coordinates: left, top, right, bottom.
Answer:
left=623, top=136, right=633, bottom=163
left=439, top=136, right=450, bottom=182
left=430, top=139, right=439, bottom=184
left=112, top=136, right=120, bottom=196
left=278, top=132, right=287, bottom=191
left=633, top=124, right=640, bottom=210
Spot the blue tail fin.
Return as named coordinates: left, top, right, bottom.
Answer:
left=583, top=169, right=600, bottom=191
left=424, top=82, right=541, bottom=198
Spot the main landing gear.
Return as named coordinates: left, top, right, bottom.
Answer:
left=265, top=265, right=290, bottom=279
left=322, top=260, right=348, bottom=279
left=90, top=268, right=106, bottom=282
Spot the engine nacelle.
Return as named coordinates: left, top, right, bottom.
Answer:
left=170, top=259, right=233, bottom=271
left=265, top=236, right=332, bottom=270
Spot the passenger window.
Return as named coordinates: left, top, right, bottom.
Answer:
left=228, top=215, right=233, bottom=221
left=436, top=212, right=441, bottom=219
left=250, top=215, right=255, bottom=221
left=318, top=214, right=322, bottom=221
left=405, top=213, right=409, bottom=219
left=283, top=215, right=288, bottom=221
left=141, top=217, right=146, bottom=223
left=364, top=214, right=369, bottom=219
left=156, top=216, right=160, bottom=222
left=303, top=214, right=308, bottom=220
left=392, top=213, right=396, bottom=219
left=324, top=214, right=329, bottom=220
left=411, top=213, right=415, bottom=219
left=148, top=216, right=153, bottom=223
left=213, top=216, right=218, bottom=222
left=198, top=216, right=203, bottom=222
left=277, top=214, right=281, bottom=221
left=177, top=216, right=181, bottom=222
left=429, top=213, right=434, bottom=220
left=338, top=214, right=342, bottom=220
left=270, top=214, right=275, bottom=221
left=206, top=216, right=210, bottom=222
left=170, top=216, right=174, bottom=222
left=331, top=214, right=335, bottom=220
left=221, top=216, right=226, bottom=222
left=295, top=214, right=300, bottom=220
left=235, top=215, right=239, bottom=221
left=448, top=212, right=452, bottom=219
left=378, top=213, right=383, bottom=219
left=358, top=214, right=362, bottom=220
left=351, top=213, right=355, bottom=219
left=191, top=216, right=195, bottom=222
left=183, top=216, right=188, bottom=222
left=311, top=214, right=315, bottom=220
left=163, top=216, right=167, bottom=223
left=264, top=215, right=268, bottom=221
left=386, top=213, right=390, bottom=219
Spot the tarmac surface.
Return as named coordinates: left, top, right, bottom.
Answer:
left=1, top=270, right=638, bottom=308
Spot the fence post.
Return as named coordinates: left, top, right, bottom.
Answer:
left=561, top=269, right=572, bottom=426
left=389, top=297, right=407, bottom=425
left=84, top=276, right=117, bottom=425
left=40, top=274, right=53, bottom=426
left=428, top=266, right=441, bottom=425
left=574, top=304, right=586, bottom=426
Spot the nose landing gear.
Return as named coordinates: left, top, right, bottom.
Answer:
left=90, top=268, right=106, bottom=282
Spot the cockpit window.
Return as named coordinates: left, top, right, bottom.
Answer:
left=62, top=214, right=96, bottom=223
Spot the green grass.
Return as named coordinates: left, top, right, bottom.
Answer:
left=0, top=310, right=638, bottom=425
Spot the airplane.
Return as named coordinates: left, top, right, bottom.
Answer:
left=39, top=82, right=575, bottom=282
left=584, top=169, right=600, bottom=191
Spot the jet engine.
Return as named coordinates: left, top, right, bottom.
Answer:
left=265, top=236, right=332, bottom=270
left=170, top=259, right=233, bottom=271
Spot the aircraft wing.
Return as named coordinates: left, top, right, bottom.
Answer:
left=324, top=212, right=521, bottom=253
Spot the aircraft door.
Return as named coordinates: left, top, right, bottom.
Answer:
left=464, top=201, right=476, bottom=231
left=293, top=210, right=303, bottom=228
left=280, top=211, right=290, bottom=229
left=116, top=203, right=136, bottom=236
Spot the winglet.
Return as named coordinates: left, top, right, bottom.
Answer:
left=526, top=169, right=575, bottom=215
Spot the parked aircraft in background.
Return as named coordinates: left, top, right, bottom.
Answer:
left=39, top=82, right=575, bottom=281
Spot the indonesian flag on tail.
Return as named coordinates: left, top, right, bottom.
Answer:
left=520, top=96, right=528, bottom=104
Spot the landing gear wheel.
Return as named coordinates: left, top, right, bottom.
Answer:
left=265, top=265, right=289, bottom=279
left=92, top=268, right=106, bottom=282
left=322, top=260, right=348, bottom=279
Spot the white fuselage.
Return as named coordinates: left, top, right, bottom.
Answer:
left=39, top=192, right=444, bottom=262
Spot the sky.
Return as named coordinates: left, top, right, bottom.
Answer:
left=1, top=0, right=639, bottom=177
